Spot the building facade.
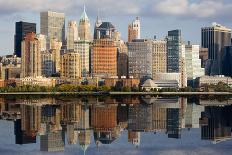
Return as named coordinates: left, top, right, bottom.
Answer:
left=67, top=21, right=78, bottom=50
left=78, top=7, right=92, bottom=41
left=61, top=51, right=81, bottom=79
left=40, top=11, right=65, bottom=48
left=14, top=21, right=36, bottom=57
left=128, top=39, right=152, bottom=79
left=201, top=23, right=231, bottom=75
left=185, top=43, right=205, bottom=85
left=21, top=32, right=41, bottom=78
left=74, top=40, right=90, bottom=77
left=152, top=40, right=167, bottom=79
left=91, top=39, right=117, bottom=77
left=128, top=17, right=140, bottom=42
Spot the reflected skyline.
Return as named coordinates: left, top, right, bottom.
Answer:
left=0, top=96, right=232, bottom=154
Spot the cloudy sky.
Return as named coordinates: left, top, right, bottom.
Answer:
left=1, top=0, right=232, bottom=55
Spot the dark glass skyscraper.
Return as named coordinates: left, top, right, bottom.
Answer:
left=167, top=30, right=182, bottom=73
left=201, top=23, right=231, bottom=75
left=14, top=21, right=36, bottom=57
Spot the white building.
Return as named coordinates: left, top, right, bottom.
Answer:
left=185, top=43, right=205, bottom=83
left=74, top=40, right=90, bottom=77
left=67, top=21, right=78, bottom=50
left=40, top=11, right=65, bottom=48
left=37, top=34, right=47, bottom=51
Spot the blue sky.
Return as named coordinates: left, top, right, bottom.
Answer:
left=1, top=0, right=232, bottom=55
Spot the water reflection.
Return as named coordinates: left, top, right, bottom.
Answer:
left=0, top=96, right=232, bottom=154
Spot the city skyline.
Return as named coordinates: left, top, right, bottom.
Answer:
left=1, top=0, right=232, bottom=54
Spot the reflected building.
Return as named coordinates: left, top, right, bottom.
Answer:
left=40, top=130, right=65, bottom=152
left=128, top=103, right=153, bottom=132
left=91, top=104, right=119, bottom=145
left=200, top=106, right=232, bottom=143
left=128, top=131, right=140, bottom=147
left=185, top=104, right=204, bottom=129
left=20, top=105, right=41, bottom=137
left=61, top=103, right=81, bottom=124
left=14, top=119, right=36, bottom=144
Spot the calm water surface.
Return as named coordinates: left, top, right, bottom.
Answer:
left=0, top=95, right=232, bottom=155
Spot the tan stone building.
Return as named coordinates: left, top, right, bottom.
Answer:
left=152, top=40, right=167, bottom=79
left=61, top=51, right=81, bottom=79
left=21, top=32, right=41, bottom=78
left=128, top=17, right=140, bottom=42
left=78, top=7, right=92, bottom=41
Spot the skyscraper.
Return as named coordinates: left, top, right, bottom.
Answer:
left=167, top=30, right=182, bottom=73
left=152, top=40, right=167, bottom=79
left=67, top=21, right=78, bottom=50
left=91, top=39, right=117, bottom=77
left=74, top=40, right=90, bottom=77
left=128, top=39, right=153, bottom=79
left=21, top=32, right=41, bottom=78
left=78, top=7, right=92, bottom=41
left=167, top=30, right=187, bottom=87
left=14, top=21, right=36, bottom=57
left=201, top=23, right=231, bottom=75
left=61, top=51, right=81, bottom=79
left=91, top=22, right=118, bottom=77
left=128, top=17, right=141, bottom=42
left=185, top=42, right=205, bottom=86
left=40, top=11, right=65, bottom=48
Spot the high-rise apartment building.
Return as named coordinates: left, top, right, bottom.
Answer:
left=61, top=51, right=81, bottom=79
left=201, top=23, right=231, bottom=75
left=40, top=11, right=65, bottom=48
left=185, top=42, right=205, bottom=85
left=128, top=39, right=152, bottom=79
left=21, top=32, right=41, bottom=78
left=91, top=39, right=117, bottom=77
left=152, top=40, right=167, bottom=79
left=128, top=17, right=140, bottom=42
left=67, top=21, right=78, bottom=50
left=14, top=21, right=36, bottom=57
left=78, top=7, right=92, bottom=41
left=74, top=40, right=90, bottom=77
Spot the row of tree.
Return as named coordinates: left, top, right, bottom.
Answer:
left=0, top=82, right=231, bottom=93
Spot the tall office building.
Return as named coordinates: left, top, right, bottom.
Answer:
left=91, top=39, right=117, bottom=77
left=201, top=23, right=231, bottom=75
left=40, top=11, right=65, bottom=48
left=128, top=39, right=153, bottom=79
left=61, top=51, right=81, bottom=79
left=67, top=21, right=78, bottom=50
left=78, top=7, right=92, bottom=41
left=94, top=16, right=102, bottom=39
left=152, top=40, right=167, bottom=79
left=74, top=40, right=90, bottom=77
left=21, top=32, right=41, bottom=78
left=185, top=42, right=205, bottom=85
left=167, top=30, right=182, bottom=73
left=91, top=22, right=117, bottom=77
left=167, top=30, right=187, bottom=87
left=128, top=17, right=141, bottom=42
left=14, top=21, right=36, bottom=57
left=41, top=41, right=61, bottom=77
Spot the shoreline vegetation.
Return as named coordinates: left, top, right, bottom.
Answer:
left=0, top=83, right=231, bottom=95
